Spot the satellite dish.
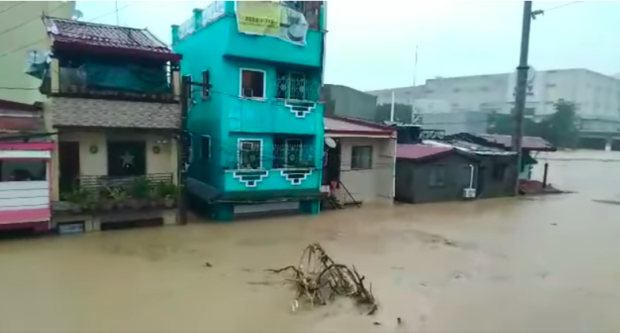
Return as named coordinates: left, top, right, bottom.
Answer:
left=73, top=10, right=83, bottom=20
left=324, top=137, right=337, bottom=148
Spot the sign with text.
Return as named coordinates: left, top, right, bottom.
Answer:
left=419, top=129, right=445, bottom=141
left=236, top=1, right=308, bottom=46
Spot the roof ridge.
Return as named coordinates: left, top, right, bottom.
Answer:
left=46, top=16, right=148, bottom=32
left=143, top=28, right=169, bottom=48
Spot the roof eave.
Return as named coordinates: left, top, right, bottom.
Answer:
left=325, top=129, right=394, bottom=137
left=52, top=41, right=182, bottom=62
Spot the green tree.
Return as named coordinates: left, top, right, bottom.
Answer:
left=375, top=103, right=413, bottom=123
left=538, top=99, right=579, bottom=148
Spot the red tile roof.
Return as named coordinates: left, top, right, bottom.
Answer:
left=44, top=17, right=180, bottom=61
left=479, top=134, right=555, bottom=151
left=397, top=144, right=454, bottom=160
left=325, top=116, right=394, bottom=136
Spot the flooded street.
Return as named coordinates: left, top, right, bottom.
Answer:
left=2, top=151, right=620, bottom=333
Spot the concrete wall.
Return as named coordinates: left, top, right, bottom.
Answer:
left=336, top=137, right=394, bottom=205
left=322, top=84, right=377, bottom=121
left=53, top=130, right=178, bottom=200
left=0, top=1, right=75, bottom=104
left=420, top=111, right=489, bottom=135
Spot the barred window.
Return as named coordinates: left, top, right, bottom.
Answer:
left=351, top=146, right=373, bottom=170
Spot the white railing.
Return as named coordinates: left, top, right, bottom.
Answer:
left=178, top=2, right=226, bottom=42
left=202, top=1, right=226, bottom=27
left=177, top=17, right=195, bottom=41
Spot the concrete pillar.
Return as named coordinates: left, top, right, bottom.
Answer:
left=171, top=25, right=179, bottom=45
left=300, top=200, right=321, bottom=215
left=193, top=8, right=203, bottom=31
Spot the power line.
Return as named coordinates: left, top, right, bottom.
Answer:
left=532, top=1, right=583, bottom=18
left=0, top=2, right=136, bottom=60
left=0, top=2, right=25, bottom=17
left=0, top=86, right=39, bottom=91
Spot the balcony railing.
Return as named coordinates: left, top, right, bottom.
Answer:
left=221, top=144, right=317, bottom=170
left=78, top=173, right=174, bottom=193
left=275, top=75, right=321, bottom=101
left=56, top=64, right=175, bottom=103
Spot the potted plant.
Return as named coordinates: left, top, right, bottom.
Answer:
left=107, top=186, right=129, bottom=210
left=156, top=182, right=178, bottom=208
left=61, top=188, right=92, bottom=213
left=128, top=177, right=151, bottom=209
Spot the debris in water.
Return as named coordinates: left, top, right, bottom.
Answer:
left=267, top=242, right=378, bottom=315
left=397, top=317, right=402, bottom=325
left=373, top=321, right=381, bottom=326
left=204, top=262, right=213, bottom=268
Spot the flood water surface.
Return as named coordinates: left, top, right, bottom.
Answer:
left=1, top=150, right=620, bottom=333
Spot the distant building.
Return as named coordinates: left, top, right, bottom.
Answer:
left=322, top=84, right=377, bottom=121
left=367, top=69, right=620, bottom=121
left=420, top=111, right=490, bottom=135
left=0, top=2, right=75, bottom=105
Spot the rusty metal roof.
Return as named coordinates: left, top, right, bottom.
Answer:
left=397, top=144, right=454, bottom=160
left=43, top=17, right=180, bottom=61
left=478, top=134, right=555, bottom=151
left=325, top=116, right=394, bottom=136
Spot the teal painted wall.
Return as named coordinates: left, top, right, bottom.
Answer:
left=173, top=1, right=325, bottom=195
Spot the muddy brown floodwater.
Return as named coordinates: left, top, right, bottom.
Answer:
left=2, top=150, right=620, bottom=333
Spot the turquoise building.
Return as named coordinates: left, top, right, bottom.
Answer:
left=172, top=1, right=327, bottom=221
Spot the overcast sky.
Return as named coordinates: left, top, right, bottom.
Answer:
left=77, top=1, right=620, bottom=91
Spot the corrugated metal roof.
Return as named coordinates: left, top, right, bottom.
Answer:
left=324, top=116, right=394, bottom=136
left=396, top=144, right=454, bottom=160
left=44, top=17, right=178, bottom=59
left=478, top=134, right=555, bottom=151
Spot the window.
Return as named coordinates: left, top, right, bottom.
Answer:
left=107, top=141, right=146, bottom=177
left=492, top=163, right=507, bottom=181
left=240, top=69, right=265, bottom=98
left=284, top=139, right=302, bottom=167
left=201, top=135, right=211, bottom=160
left=201, top=70, right=211, bottom=99
left=276, top=71, right=307, bottom=100
left=184, top=132, right=194, bottom=163
left=238, top=139, right=262, bottom=169
left=0, top=161, right=47, bottom=182
left=351, top=146, right=373, bottom=170
left=428, top=165, right=446, bottom=187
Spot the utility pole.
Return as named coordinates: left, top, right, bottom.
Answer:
left=513, top=1, right=533, bottom=196
left=178, top=75, right=190, bottom=225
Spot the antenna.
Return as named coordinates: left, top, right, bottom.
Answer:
left=115, top=1, right=119, bottom=25
left=413, top=44, right=418, bottom=86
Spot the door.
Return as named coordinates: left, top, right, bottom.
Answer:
left=107, top=141, right=146, bottom=177
left=477, top=166, right=486, bottom=197
left=322, top=140, right=341, bottom=186
left=59, top=142, right=80, bottom=195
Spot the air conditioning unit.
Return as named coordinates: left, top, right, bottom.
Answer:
left=463, top=188, right=476, bottom=199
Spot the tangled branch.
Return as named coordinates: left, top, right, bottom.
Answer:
left=266, top=243, right=378, bottom=315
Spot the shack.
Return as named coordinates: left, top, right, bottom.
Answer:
left=395, top=139, right=517, bottom=204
